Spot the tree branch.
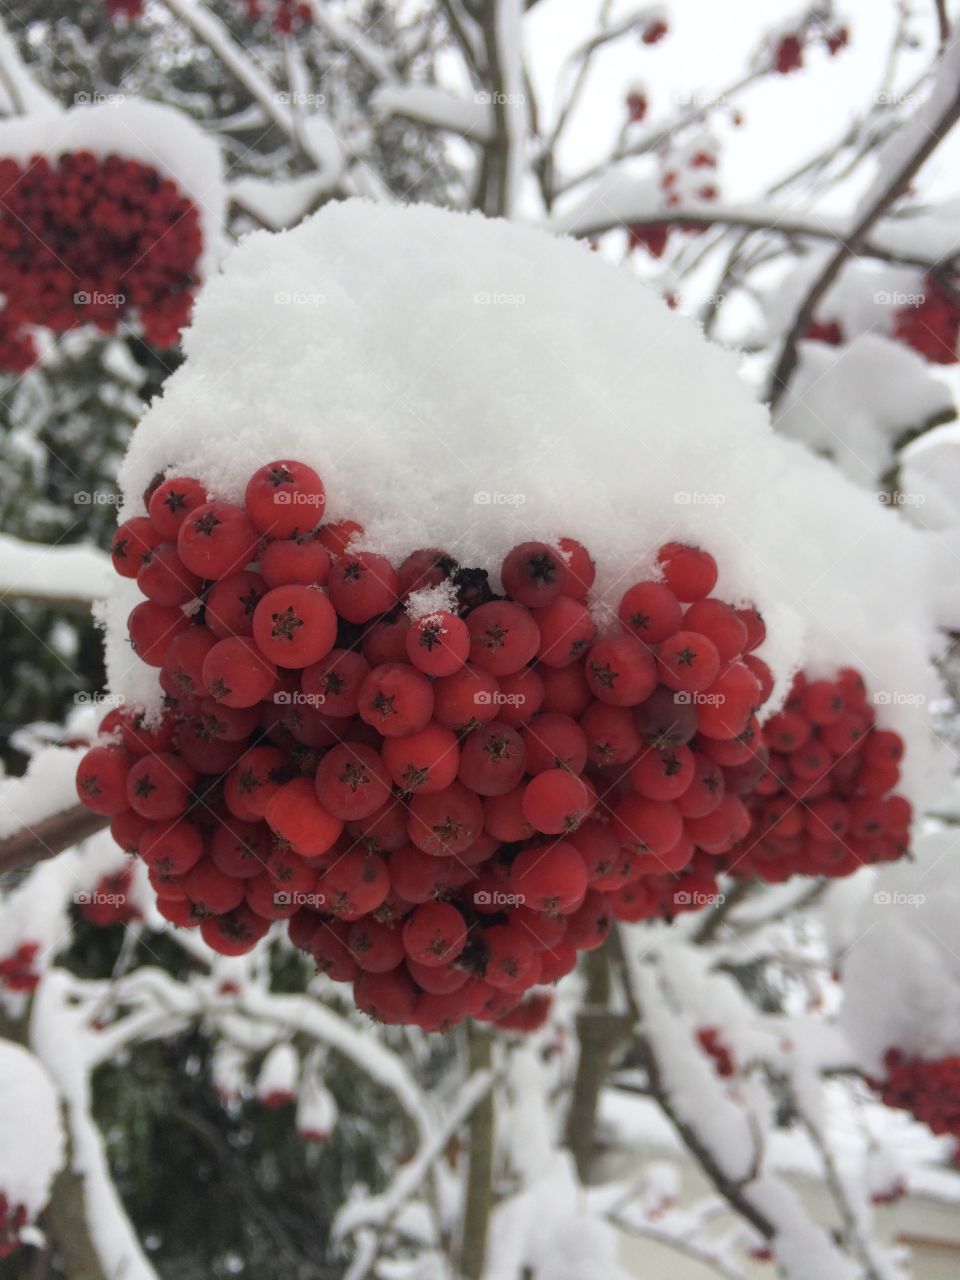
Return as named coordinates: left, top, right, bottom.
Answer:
left=767, top=37, right=960, bottom=406
left=0, top=805, right=108, bottom=876
left=460, top=1023, right=495, bottom=1279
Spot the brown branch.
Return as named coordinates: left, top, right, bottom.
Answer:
left=563, top=943, right=631, bottom=1180
left=460, top=1022, right=495, bottom=1279
left=609, top=929, right=777, bottom=1241
left=767, top=45, right=960, bottom=407
left=0, top=805, right=109, bottom=876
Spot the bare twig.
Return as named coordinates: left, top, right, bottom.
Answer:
left=0, top=805, right=108, bottom=876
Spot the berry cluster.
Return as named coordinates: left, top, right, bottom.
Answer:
left=894, top=275, right=960, bottom=365
left=75, top=455, right=787, bottom=1031
left=0, top=942, right=40, bottom=994
left=0, top=150, right=202, bottom=366
left=724, top=670, right=911, bottom=883
left=238, top=0, right=312, bottom=33
left=876, top=1050, right=960, bottom=1140
left=77, top=870, right=141, bottom=927
left=697, top=1025, right=735, bottom=1077
left=0, top=1195, right=28, bottom=1260
left=773, top=19, right=848, bottom=75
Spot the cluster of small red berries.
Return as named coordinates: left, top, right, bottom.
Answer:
left=774, top=20, right=848, bottom=74
left=697, top=1025, right=735, bottom=1077
left=76, top=870, right=141, bottom=927
left=0, top=150, right=202, bottom=366
left=0, top=1195, right=28, bottom=1260
left=0, top=942, right=40, bottom=994
left=74, top=454, right=785, bottom=1030
left=238, top=0, right=312, bottom=33
left=723, top=669, right=911, bottom=883
left=894, top=275, right=960, bottom=365
left=876, top=1050, right=960, bottom=1140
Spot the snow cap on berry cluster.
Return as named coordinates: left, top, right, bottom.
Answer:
left=115, top=200, right=950, bottom=811
left=0, top=100, right=225, bottom=279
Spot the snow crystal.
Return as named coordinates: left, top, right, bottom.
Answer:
left=114, top=200, right=950, bottom=810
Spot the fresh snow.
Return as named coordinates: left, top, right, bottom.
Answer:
left=0, top=1041, right=64, bottom=1218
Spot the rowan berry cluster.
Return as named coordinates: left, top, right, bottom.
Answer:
left=0, top=150, right=202, bottom=366
left=773, top=20, right=848, bottom=75
left=724, top=670, right=911, bottom=883
left=0, top=942, right=41, bottom=994
left=238, top=0, right=312, bottom=33
left=696, top=1025, right=735, bottom=1077
left=877, top=1050, right=960, bottom=1140
left=893, top=275, right=960, bottom=365
left=0, top=1195, right=28, bottom=1260
left=75, top=456, right=911, bottom=1031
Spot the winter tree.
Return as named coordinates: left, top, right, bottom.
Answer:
left=1, top=3, right=960, bottom=1279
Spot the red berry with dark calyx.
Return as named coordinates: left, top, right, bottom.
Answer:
left=466, top=601, right=540, bottom=676
left=358, top=663, right=434, bottom=738
left=252, top=585, right=337, bottom=668
left=112, top=517, right=162, bottom=578
left=202, top=637, right=277, bottom=708
left=177, top=501, right=259, bottom=580
left=501, top=541, right=568, bottom=607
left=148, top=476, right=207, bottom=539
left=657, top=542, right=717, bottom=602
left=328, top=552, right=399, bottom=623
left=405, top=610, right=470, bottom=677
left=260, top=535, right=331, bottom=588
left=244, top=459, right=326, bottom=537
left=315, top=743, right=392, bottom=820
left=585, top=634, right=657, bottom=706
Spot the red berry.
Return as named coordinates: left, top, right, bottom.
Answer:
left=259, top=535, right=331, bottom=588
left=148, top=476, right=207, bottom=538
left=612, top=794, right=683, bottom=857
left=321, top=849, right=390, bottom=919
left=354, top=968, right=417, bottom=1023
left=316, top=519, right=364, bottom=557
left=382, top=722, right=460, bottom=794
left=483, top=924, right=536, bottom=990
left=265, top=778, right=343, bottom=857
left=112, top=516, right=162, bottom=578
left=531, top=596, right=596, bottom=668
left=402, top=902, right=467, bottom=967
left=466, top=601, right=540, bottom=676
left=458, top=722, right=527, bottom=796
left=126, top=753, right=196, bottom=820
left=205, top=571, right=267, bottom=638
left=432, top=664, right=500, bottom=730
left=501, top=541, right=568, bottom=607
left=177, top=501, right=259, bottom=580
left=696, top=663, right=761, bottom=740
left=539, top=664, right=591, bottom=718
left=398, top=547, right=456, bottom=597
left=682, top=599, right=747, bottom=660
left=558, top=537, right=595, bottom=598
left=510, top=841, right=588, bottom=913
left=163, top=628, right=218, bottom=702
left=585, top=634, right=657, bottom=706
left=657, top=542, right=717, bottom=602
left=202, top=637, right=277, bottom=708
left=628, top=744, right=694, bottom=800
left=407, top=782, right=484, bottom=857
left=580, top=701, right=642, bottom=766
left=348, top=918, right=405, bottom=973
left=128, top=600, right=190, bottom=667
left=495, top=666, right=545, bottom=727
left=405, top=610, right=470, bottom=677
left=185, top=858, right=246, bottom=914
left=301, top=648, right=370, bottom=717
left=200, top=906, right=270, bottom=956
left=244, top=459, right=326, bottom=536
left=76, top=745, right=131, bottom=814
left=618, top=581, right=682, bottom=643
left=358, top=663, right=434, bottom=738
left=521, top=713, right=588, bottom=775
left=315, top=744, right=392, bottom=820
left=252, top=585, right=337, bottom=667
left=328, top=552, right=399, bottom=623
left=226, top=745, right=287, bottom=818
left=522, top=770, right=591, bottom=834
left=658, top=631, right=721, bottom=694
left=211, top=820, right=271, bottom=878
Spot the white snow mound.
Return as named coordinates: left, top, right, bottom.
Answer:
left=115, top=200, right=949, bottom=810
left=0, top=1041, right=64, bottom=1218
